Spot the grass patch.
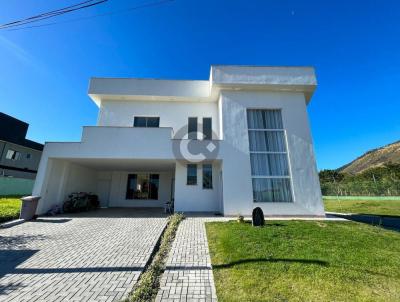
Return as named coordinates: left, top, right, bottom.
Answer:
left=206, top=220, right=400, bottom=302
left=324, top=198, right=400, bottom=217
left=124, top=213, right=184, bottom=302
left=0, top=196, right=21, bottom=223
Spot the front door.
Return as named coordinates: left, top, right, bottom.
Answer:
left=97, top=180, right=111, bottom=207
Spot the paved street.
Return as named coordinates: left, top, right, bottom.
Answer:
left=0, top=208, right=167, bottom=302
left=327, top=212, right=400, bottom=231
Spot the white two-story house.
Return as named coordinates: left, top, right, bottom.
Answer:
left=33, top=65, right=325, bottom=216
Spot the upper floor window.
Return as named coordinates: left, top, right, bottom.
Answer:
left=134, top=116, right=160, bottom=128
left=6, top=150, right=21, bottom=160
left=188, top=117, right=197, bottom=140
left=247, top=109, right=292, bottom=203
left=202, top=118, right=212, bottom=140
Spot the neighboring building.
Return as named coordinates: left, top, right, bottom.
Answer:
left=0, top=112, right=43, bottom=179
left=33, top=65, right=324, bottom=216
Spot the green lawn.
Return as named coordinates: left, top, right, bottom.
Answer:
left=0, top=197, right=21, bottom=223
left=324, top=198, right=400, bottom=217
left=206, top=221, right=400, bottom=302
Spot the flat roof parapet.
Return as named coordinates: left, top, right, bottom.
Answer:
left=88, top=65, right=316, bottom=106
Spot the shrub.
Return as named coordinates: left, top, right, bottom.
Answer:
left=125, top=213, right=185, bottom=302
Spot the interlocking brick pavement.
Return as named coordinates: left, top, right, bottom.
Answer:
left=0, top=208, right=167, bottom=302
left=156, top=217, right=224, bottom=302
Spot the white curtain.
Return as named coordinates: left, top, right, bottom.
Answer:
left=250, top=154, right=289, bottom=176
left=252, top=178, right=292, bottom=203
left=248, top=131, right=286, bottom=152
left=247, top=109, right=292, bottom=202
left=247, top=109, right=283, bottom=129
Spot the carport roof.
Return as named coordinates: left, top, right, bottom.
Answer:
left=60, top=158, right=176, bottom=171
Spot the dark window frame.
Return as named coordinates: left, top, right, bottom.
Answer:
left=126, top=173, right=159, bottom=200
left=186, top=164, right=197, bottom=185
left=202, top=164, right=213, bottom=189
left=133, top=116, right=160, bottom=128
left=5, top=149, right=20, bottom=161
left=202, top=117, right=212, bottom=140
left=188, top=117, right=198, bottom=140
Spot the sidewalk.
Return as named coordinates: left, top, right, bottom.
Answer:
left=156, top=218, right=219, bottom=302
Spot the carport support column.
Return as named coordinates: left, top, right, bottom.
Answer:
left=33, top=156, right=53, bottom=214
left=56, top=161, right=70, bottom=206
left=34, top=159, right=70, bottom=215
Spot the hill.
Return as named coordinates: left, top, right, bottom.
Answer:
left=339, top=140, right=400, bottom=174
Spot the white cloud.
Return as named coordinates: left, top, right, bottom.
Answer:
left=0, top=35, right=45, bottom=72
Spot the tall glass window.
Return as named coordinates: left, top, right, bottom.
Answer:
left=247, top=109, right=293, bottom=202
left=202, top=117, right=212, bottom=140
left=187, top=164, right=197, bottom=185
left=188, top=117, right=198, bottom=140
left=202, top=164, right=213, bottom=189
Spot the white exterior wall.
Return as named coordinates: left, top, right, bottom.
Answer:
left=33, top=66, right=324, bottom=216
left=97, top=100, right=220, bottom=139
left=219, top=90, right=324, bottom=216
left=174, top=161, right=222, bottom=213
left=35, top=159, right=97, bottom=214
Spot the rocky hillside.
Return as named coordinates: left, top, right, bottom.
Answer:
left=339, top=140, right=400, bottom=174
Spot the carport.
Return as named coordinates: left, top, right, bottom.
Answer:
left=35, top=158, right=176, bottom=215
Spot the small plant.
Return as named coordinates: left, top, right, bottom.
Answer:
left=237, top=214, right=244, bottom=223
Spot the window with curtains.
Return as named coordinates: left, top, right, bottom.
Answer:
left=126, top=173, right=159, bottom=200
left=247, top=109, right=293, bottom=202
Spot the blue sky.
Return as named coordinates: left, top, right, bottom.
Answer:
left=0, top=0, right=399, bottom=170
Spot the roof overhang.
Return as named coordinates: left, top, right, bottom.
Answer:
left=88, top=65, right=317, bottom=107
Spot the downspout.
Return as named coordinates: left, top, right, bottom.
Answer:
left=0, top=140, right=7, bottom=176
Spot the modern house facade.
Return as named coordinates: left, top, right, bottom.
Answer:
left=0, top=112, right=43, bottom=179
left=33, top=65, right=324, bottom=216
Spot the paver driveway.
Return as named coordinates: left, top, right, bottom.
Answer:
left=0, top=208, right=167, bottom=302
